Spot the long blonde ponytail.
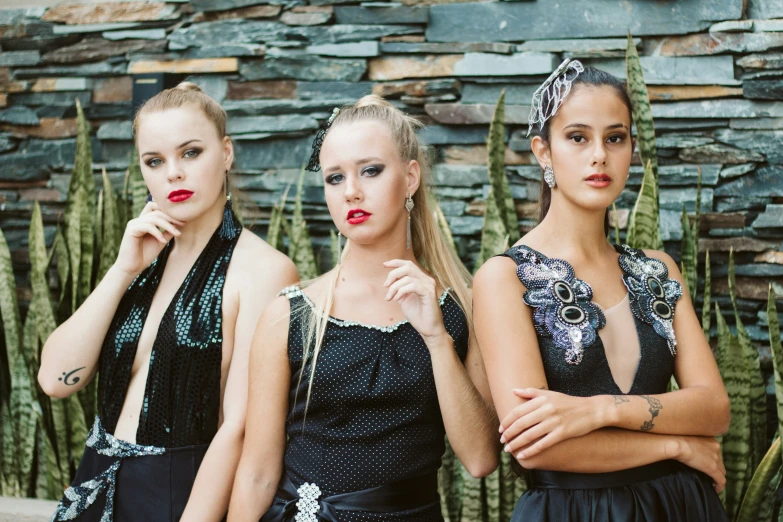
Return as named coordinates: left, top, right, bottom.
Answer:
left=292, top=95, right=473, bottom=418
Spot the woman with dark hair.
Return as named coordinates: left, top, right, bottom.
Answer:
left=40, top=82, right=298, bottom=522
left=474, top=60, right=730, bottom=521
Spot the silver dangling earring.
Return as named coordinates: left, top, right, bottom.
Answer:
left=544, top=165, right=556, bottom=188
left=337, top=231, right=343, bottom=265
left=405, top=193, right=415, bottom=250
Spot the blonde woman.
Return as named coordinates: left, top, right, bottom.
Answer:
left=229, top=96, right=498, bottom=522
left=40, top=83, right=298, bottom=522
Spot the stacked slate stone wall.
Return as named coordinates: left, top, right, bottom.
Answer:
left=1, top=1, right=783, bottom=363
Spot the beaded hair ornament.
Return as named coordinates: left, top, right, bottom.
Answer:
left=305, top=107, right=341, bottom=172
left=527, top=58, right=585, bottom=137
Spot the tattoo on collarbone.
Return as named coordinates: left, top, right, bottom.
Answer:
left=58, top=367, right=86, bottom=386
left=612, top=395, right=630, bottom=406
left=639, top=395, right=663, bottom=432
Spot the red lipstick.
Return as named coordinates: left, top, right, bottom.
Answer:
left=168, top=190, right=194, bottom=203
left=347, top=208, right=372, bottom=225
left=585, top=173, right=612, bottom=188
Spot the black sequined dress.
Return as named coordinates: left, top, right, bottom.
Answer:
left=51, top=215, right=241, bottom=522
left=503, top=244, right=728, bottom=522
left=260, top=286, right=469, bottom=522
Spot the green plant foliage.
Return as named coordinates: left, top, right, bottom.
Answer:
left=290, top=170, right=319, bottom=280
left=768, top=287, right=783, bottom=447
left=728, top=250, right=767, bottom=471
left=702, top=250, right=711, bottom=340
left=611, top=202, right=620, bottom=245
left=98, top=169, right=122, bottom=283
left=486, top=90, right=518, bottom=241
left=267, top=186, right=290, bottom=254
left=64, top=98, right=96, bottom=312
left=736, top=437, right=781, bottom=522
left=626, top=33, right=658, bottom=182
left=329, top=230, right=340, bottom=268
left=715, top=302, right=754, bottom=520
left=29, top=203, right=57, bottom=364
left=128, top=149, right=147, bottom=220
left=474, top=188, right=509, bottom=273
left=0, top=228, right=21, bottom=370
left=680, top=205, right=697, bottom=300
left=626, top=160, right=662, bottom=251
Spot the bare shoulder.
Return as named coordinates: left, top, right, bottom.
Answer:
left=641, top=249, right=681, bottom=276
left=230, top=230, right=299, bottom=293
left=474, top=255, right=523, bottom=291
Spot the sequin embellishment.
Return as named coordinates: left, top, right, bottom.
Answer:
left=512, top=246, right=605, bottom=364
left=617, top=245, right=682, bottom=356
left=50, top=416, right=165, bottom=522
left=295, top=482, right=322, bottom=522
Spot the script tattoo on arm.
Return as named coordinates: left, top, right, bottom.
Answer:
left=58, top=367, right=86, bottom=386
left=639, top=395, right=663, bottom=432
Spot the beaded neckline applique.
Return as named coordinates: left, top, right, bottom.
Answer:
left=615, top=245, right=682, bottom=356
left=510, top=246, right=605, bottom=365
left=281, top=285, right=451, bottom=334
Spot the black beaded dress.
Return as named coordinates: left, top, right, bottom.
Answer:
left=51, top=214, right=241, bottom=522
left=503, top=244, right=728, bottom=522
left=260, top=286, right=469, bottom=522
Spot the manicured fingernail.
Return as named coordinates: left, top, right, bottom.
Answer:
left=517, top=452, right=525, bottom=459
left=498, top=425, right=504, bottom=433
left=500, top=435, right=506, bottom=444
left=503, top=445, right=510, bottom=452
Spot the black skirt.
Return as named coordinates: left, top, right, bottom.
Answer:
left=64, top=442, right=209, bottom=522
left=511, top=460, right=729, bottom=522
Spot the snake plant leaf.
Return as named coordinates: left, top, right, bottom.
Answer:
left=128, top=148, right=147, bottom=220
left=98, top=168, right=122, bottom=283
left=736, top=437, right=781, bottom=522
left=52, top=227, right=70, bottom=311
left=65, top=393, right=87, bottom=471
left=768, top=286, right=783, bottom=448
left=329, top=230, right=339, bottom=269
left=460, top=464, right=483, bottom=522
left=485, top=464, right=501, bottom=522
left=290, top=170, right=319, bottom=280
left=64, top=98, right=96, bottom=312
left=39, top=416, right=64, bottom=499
left=756, top=465, right=781, bottom=522
left=715, top=302, right=753, bottom=519
left=50, top=396, right=70, bottom=488
left=680, top=204, right=697, bottom=300
left=0, top=227, right=21, bottom=369
left=626, top=160, right=662, bottom=251
left=1, top=401, right=19, bottom=496
left=702, top=250, right=711, bottom=340
left=10, top=348, right=37, bottom=496
left=611, top=202, right=621, bottom=245
left=29, top=202, right=57, bottom=364
left=729, top=249, right=767, bottom=470
left=439, top=440, right=460, bottom=522
left=626, top=33, right=658, bottom=182
left=95, top=189, right=103, bottom=270
left=267, top=186, right=289, bottom=254
left=487, top=90, right=518, bottom=242
left=475, top=187, right=509, bottom=273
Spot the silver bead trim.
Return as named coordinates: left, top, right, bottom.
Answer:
left=281, top=285, right=451, bottom=333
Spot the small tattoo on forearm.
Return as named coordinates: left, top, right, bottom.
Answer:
left=640, top=395, right=663, bottom=432
left=58, top=367, right=85, bottom=386
left=613, top=395, right=630, bottom=406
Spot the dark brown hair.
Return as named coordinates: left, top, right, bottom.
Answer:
left=535, top=67, right=633, bottom=236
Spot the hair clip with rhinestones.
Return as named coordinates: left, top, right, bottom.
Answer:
left=527, top=59, right=585, bottom=137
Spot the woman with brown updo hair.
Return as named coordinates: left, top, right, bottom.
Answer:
left=228, top=95, right=499, bottom=522
left=40, top=82, right=298, bottom=522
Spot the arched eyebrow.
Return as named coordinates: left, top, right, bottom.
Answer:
left=563, top=123, right=629, bottom=131
left=142, top=139, right=203, bottom=158
left=323, top=156, right=384, bottom=174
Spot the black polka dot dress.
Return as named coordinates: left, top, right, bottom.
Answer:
left=272, top=286, right=469, bottom=522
